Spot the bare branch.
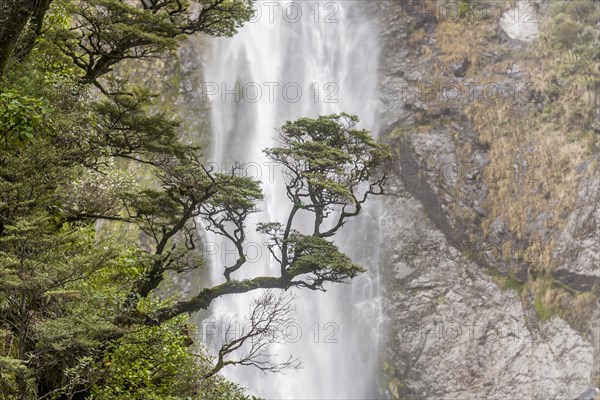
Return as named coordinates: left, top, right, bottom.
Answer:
left=203, top=291, right=301, bottom=379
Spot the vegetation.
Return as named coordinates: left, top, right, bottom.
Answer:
left=0, top=0, right=392, bottom=398
left=400, top=0, right=598, bottom=325
left=456, top=1, right=598, bottom=320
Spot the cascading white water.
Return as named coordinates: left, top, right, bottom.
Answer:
left=201, top=2, right=383, bottom=398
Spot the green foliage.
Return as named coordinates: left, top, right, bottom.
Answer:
left=533, top=296, right=553, bottom=321
left=540, top=6, right=599, bottom=147
left=92, top=316, right=200, bottom=399
left=92, top=83, right=185, bottom=159
left=0, top=0, right=389, bottom=398
left=265, top=113, right=392, bottom=217
left=546, top=1, right=600, bottom=73
left=286, top=234, right=365, bottom=288
left=58, top=161, right=136, bottom=217
left=0, top=354, right=35, bottom=399
left=50, top=0, right=254, bottom=83
left=458, top=0, right=470, bottom=19
left=0, top=213, right=118, bottom=398
left=205, top=174, right=263, bottom=211
left=57, top=0, right=181, bottom=80
left=0, top=1, right=259, bottom=398
left=489, top=271, right=526, bottom=296
left=0, top=90, right=49, bottom=144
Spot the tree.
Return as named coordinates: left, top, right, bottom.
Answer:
left=114, top=113, right=392, bottom=326
left=64, top=109, right=391, bottom=326
left=0, top=1, right=258, bottom=398
left=53, top=0, right=254, bottom=87
left=203, top=291, right=301, bottom=380
left=0, top=0, right=392, bottom=398
left=0, top=0, right=254, bottom=81
left=0, top=0, right=41, bottom=77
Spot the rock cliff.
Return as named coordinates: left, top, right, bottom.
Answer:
left=372, top=1, right=599, bottom=398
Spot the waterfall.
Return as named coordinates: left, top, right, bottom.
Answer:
left=200, top=2, right=383, bottom=398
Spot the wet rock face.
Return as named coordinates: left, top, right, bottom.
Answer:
left=372, top=1, right=599, bottom=398
left=553, top=176, right=600, bottom=292
left=576, top=387, right=600, bottom=400
left=381, top=195, right=594, bottom=400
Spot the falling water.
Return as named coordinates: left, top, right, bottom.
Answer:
left=201, top=2, right=383, bottom=398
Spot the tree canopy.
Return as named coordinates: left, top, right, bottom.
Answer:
left=0, top=0, right=392, bottom=398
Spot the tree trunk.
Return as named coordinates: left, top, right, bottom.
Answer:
left=13, top=0, right=53, bottom=63
left=0, top=0, right=37, bottom=79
